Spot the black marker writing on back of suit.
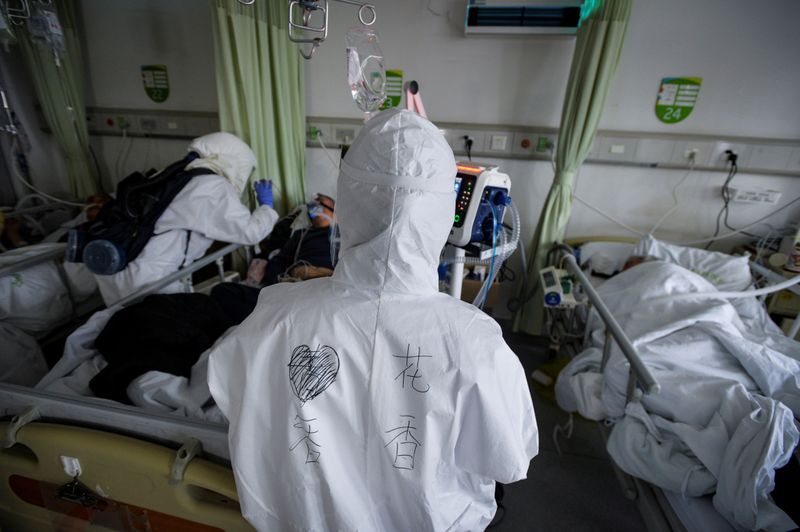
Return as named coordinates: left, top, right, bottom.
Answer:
left=288, top=344, right=340, bottom=403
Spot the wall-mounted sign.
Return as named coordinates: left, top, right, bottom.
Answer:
left=379, top=69, right=403, bottom=110
left=655, top=77, right=701, bottom=124
left=141, top=64, right=170, bottom=103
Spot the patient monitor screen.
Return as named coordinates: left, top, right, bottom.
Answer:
left=543, top=270, right=557, bottom=288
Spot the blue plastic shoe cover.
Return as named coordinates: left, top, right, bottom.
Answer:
left=83, top=239, right=126, bottom=275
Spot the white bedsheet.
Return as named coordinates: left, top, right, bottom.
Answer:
left=556, top=261, right=800, bottom=532
left=0, top=244, right=98, bottom=335
left=36, top=307, right=225, bottom=422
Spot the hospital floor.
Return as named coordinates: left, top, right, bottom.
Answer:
left=496, top=326, right=646, bottom=531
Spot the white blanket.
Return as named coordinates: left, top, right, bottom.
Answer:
left=556, top=261, right=800, bottom=532
left=0, top=243, right=98, bottom=335
left=37, top=307, right=225, bottom=423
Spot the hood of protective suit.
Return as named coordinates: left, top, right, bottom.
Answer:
left=186, top=132, right=257, bottom=194
left=334, top=108, right=457, bottom=294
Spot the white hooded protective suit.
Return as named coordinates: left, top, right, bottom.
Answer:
left=208, top=109, right=538, bottom=532
left=95, top=132, right=278, bottom=305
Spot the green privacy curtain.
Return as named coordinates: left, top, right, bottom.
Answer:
left=17, top=1, right=99, bottom=198
left=515, top=0, right=632, bottom=334
left=209, top=0, right=306, bottom=213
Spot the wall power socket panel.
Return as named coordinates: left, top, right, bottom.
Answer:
left=728, top=186, right=782, bottom=205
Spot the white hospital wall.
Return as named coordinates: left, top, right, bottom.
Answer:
left=305, top=0, right=800, bottom=231
left=0, top=47, right=71, bottom=199
left=306, top=0, right=800, bottom=137
left=305, top=0, right=800, bottom=318
left=78, top=0, right=218, bottom=191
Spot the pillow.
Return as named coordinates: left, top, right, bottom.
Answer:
left=579, top=242, right=635, bottom=276
left=631, top=235, right=751, bottom=291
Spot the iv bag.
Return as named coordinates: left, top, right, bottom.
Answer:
left=346, top=27, right=386, bottom=117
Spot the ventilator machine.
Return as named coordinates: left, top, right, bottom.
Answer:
left=445, top=163, right=520, bottom=309
left=449, top=164, right=511, bottom=248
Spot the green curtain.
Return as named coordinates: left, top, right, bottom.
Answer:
left=515, top=0, right=632, bottom=334
left=17, top=1, right=99, bottom=198
left=209, top=0, right=306, bottom=213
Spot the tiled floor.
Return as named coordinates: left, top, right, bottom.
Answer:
left=494, top=327, right=646, bottom=531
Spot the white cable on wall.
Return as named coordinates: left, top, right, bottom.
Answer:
left=648, top=159, right=695, bottom=235
left=572, top=193, right=646, bottom=237
left=316, top=132, right=340, bottom=170
left=5, top=137, right=86, bottom=208
left=572, top=189, right=800, bottom=246
left=672, top=196, right=800, bottom=245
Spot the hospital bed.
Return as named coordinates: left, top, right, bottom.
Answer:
left=0, top=243, right=102, bottom=388
left=549, top=237, right=800, bottom=532
left=1, top=194, right=81, bottom=251
left=0, top=243, right=252, bottom=529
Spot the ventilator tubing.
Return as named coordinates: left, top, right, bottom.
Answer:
left=442, top=198, right=521, bottom=267
left=441, top=198, right=521, bottom=308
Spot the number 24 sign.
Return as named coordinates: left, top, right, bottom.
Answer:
left=655, top=77, right=701, bottom=124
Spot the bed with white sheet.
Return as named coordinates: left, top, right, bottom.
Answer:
left=38, top=306, right=226, bottom=424
left=0, top=244, right=246, bottom=462
left=0, top=243, right=99, bottom=387
left=557, top=236, right=800, bottom=532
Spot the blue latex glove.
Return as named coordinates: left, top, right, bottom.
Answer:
left=254, top=179, right=274, bottom=207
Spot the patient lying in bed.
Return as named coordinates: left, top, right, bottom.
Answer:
left=35, top=197, right=338, bottom=419
left=556, top=253, right=800, bottom=531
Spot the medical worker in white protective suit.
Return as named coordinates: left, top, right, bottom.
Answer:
left=94, top=132, right=279, bottom=305
left=208, top=109, right=538, bottom=531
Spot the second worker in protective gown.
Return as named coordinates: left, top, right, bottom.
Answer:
left=208, top=109, right=538, bottom=531
left=94, top=132, right=279, bottom=305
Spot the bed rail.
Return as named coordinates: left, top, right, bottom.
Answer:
left=113, top=242, right=243, bottom=308
left=750, top=261, right=800, bottom=338
left=0, top=244, right=67, bottom=278
left=557, top=245, right=661, bottom=396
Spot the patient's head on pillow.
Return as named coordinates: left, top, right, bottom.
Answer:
left=622, top=255, right=659, bottom=271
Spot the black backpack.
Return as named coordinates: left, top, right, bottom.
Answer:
left=77, top=155, right=211, bottom=271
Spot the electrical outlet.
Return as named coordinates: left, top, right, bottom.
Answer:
left=139, top=117, right=157, bottom=133
left=534, top=135, right=556, bottom=154
left=596, top=137, right=637, bottom=162
left=445, top=130, right=485, bottom=154
left=334, top=126, right=358, bottom=144
left=709, top=142, right=751, bottom=168
left=488, top=133, right=509, bottom=152
left=305, top=123, right=331, bottom=143
left=116, top=116, right=133, bottom=130
left=669, top=141, right=713, bottom=166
